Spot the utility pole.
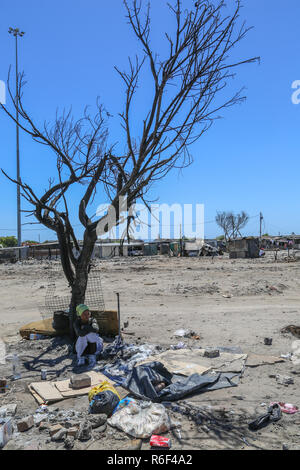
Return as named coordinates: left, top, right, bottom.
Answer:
left=8, top=27, right=25, bottom=252
left=259, top=212, right=263, bottom=239
left=180, top=223, right=183, bottom=256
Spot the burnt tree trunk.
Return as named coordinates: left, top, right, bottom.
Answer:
left=68, top=228, right=98, bottom=339
left=55, top=223, right=98, bottom=340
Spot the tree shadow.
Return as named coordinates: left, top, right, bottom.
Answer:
left=166, top=401, right=274, bottom=450
left=21, top=336, right=74, bottom=378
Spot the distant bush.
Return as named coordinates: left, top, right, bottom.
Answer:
left=0, top=236, right=18, bottom=247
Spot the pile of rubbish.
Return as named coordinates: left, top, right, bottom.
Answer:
left=1, top=330, right=299, bottom=450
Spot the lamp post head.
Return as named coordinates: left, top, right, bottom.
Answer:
left=8, top=27, right=25, bottom=37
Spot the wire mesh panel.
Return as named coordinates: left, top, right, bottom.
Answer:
left=39, top=262, right=105, bottom=319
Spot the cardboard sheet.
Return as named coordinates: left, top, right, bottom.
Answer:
left=136, top=349, right=247, bottom=376
left=19, top=318, right=68, bottom=339
left=246, top=354, right=285, bottom=367
left=30, top=381, right=63, bottom=404
left=29, top=370, right=127, bottom=404
left=55, top=371, right=128, bottom=399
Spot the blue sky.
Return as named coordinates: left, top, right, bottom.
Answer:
left=0, top=0, right=299, bottom=242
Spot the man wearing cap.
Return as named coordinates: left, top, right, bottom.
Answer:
left=74, top=304, right=103, bottom=367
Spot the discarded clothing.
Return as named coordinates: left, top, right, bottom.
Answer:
left=248, top=403, right=281, bottom=431
left=123, top=361, right=239, bottom=402
left=101, top=342, right=162, bottom=386
left=270, top=402, right=298, bottom=414
left=101, top=336, right=124, bottom=358
left=100, top=363, right=128, bottom=386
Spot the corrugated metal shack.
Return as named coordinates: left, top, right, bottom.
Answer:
left=143, top=242, right=158, bottom=256
left=183, top=239, right=204, bottom=257
left=28, top=242, right=60, bottom=259
left=95, top=241, right=145, bottom=258
left=227, top=237, right=259, bottom=259
left=0, top=246, right=28, bottom=263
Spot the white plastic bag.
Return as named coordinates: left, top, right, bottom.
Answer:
left=291, top=340, right=300, bottom=365
left=108, top=401, right=172, bottom=438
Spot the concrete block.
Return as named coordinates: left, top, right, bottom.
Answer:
left=70, top=374, right=91, bottom=389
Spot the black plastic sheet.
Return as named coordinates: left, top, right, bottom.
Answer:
left=124, top=361, right=239, bottom=402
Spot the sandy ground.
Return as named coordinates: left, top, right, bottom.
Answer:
left=0, top=251, right=300, bottom=450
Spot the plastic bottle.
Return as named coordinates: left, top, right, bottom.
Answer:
left=12, top=354, right=21, bottom=380
left=6, top=354, right=21, bottom=380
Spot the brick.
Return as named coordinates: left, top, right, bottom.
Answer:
left=0, top=378, right=7, bottom=393
left=39, top=421, right=50, bottom=431
left=51, top=428, right=67, bottom=442
left=204, top=349, right=220, bottom=358
left=70, top=374, right=91, bottom=389
left=49, top=424, right=63, bottom=437
left=17, top=415, right=34, bottom=432
left=67, top=427, right=78, bottom=438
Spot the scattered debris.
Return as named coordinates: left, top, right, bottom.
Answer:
left=170, top=342, right=186, bottom=350
left=49, top=424, right=64, bottom=437
left=173, top=328, right=196, bottom=338
left=280, top=353, right=292, bottom=360
left=291, top=340, right=300, bottom=365
left=108, top=401, right=172, bottom=439
left=271, top=403, right=299, bottom=414
left=64, top=436, right=75, bottom=449
left=264, top=337, right=273, bottom=346
left=78, top=421, right=92, bottom=441
left=204, top=348, right=220, bottom=358
left=51, top=427, right=67, bottom=442
left=0, top=418, right=13, bottom=448
left=248, top=403, right=281, bottom=431
left=87, top=414, right=107, bottom=429
left=17, top=415, right=34, bottom=432
left=113, top=398, right=136, bottom=415
left=88, top=381, right=120, bottom=416
left=117, top=439, right=142, bottom=451
left=281, top=325, right=300, bottom=339
left=275, top=375, right=294, bottom=386
left=0, top=404, right=17, bottom=418
left=150, top=435, right=171, bottom=448
left=0, top=378, right=7, bottom=393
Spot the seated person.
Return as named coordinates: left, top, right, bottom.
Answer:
left=74, top=304, right=103, bottom=367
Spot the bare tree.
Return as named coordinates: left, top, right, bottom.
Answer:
left=233, top=210, right=249, bottom=238
left=1, top=0, right=258, bottom=336
left=215, top=211, right=232, bottom=241
left=216, top=210, right=249, bottom=240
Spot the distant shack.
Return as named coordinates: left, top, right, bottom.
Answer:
left=227, top=237, right=259, bottom=259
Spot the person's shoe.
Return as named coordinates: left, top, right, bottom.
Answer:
left=88, top=354, right=97, bottom=367
left=77, top=357, right=86, bottom=367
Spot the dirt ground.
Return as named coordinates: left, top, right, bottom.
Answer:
left=0, top=251, right=300, bottom=451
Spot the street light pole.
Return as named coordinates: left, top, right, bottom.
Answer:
left=8, top=27, right=25, bottom=250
